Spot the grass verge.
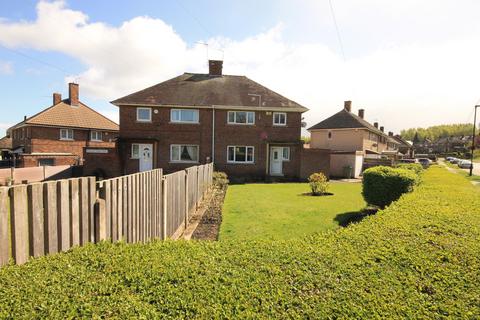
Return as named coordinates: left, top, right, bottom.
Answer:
left=0, top=167, right=479, bottom=318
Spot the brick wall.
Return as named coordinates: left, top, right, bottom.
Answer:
left=20, top=154, right=80, bottom=167
left=83, top=147, right=121, bottom=179
left=119, top=106, right=303, bottom=179
left=300, top=148, right=330, bottom=180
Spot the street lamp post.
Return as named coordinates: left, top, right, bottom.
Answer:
left=469, top=105, right=480, bottom=176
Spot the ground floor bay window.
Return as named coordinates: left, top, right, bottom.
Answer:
left=227, top=146, right=254, bottom=163
left=170, top=144, right=199, bottom=163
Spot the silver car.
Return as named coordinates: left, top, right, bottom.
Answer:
left=458, top=160, right=473, bottom=169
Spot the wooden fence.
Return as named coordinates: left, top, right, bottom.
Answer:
left=0, top=163, right=214, bottom=266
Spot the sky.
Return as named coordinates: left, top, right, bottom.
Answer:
left=1, top=0, right=480, bottom=137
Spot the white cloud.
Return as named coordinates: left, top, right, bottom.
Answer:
left=0, top=0, right=480, bottom=133
left=0, top=61, right=13, bottom=75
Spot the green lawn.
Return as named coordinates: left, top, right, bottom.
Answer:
left=220, top=182, right=366, bottom=240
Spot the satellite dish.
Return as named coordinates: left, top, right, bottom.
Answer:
left=301, top=121, right=307, bottom=128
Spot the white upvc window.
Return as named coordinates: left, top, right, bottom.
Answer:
left=136, top=107, right=152, bottom=122
left=273, top=112, right=287, bottom=126
left=60, top=129, right=74, bottom=140
left=131, top=144, right=140, bottom=159
left=170, top=144, right=199, bottom=163
left=227, top=111, right=255, bottom=125
left=171, top=109, right=199, bottom=123
left=90, top=131, right=103, bottom=141
left=281, top=147, right=290, bottom=161
left=227, top=146, right=254, bottom=163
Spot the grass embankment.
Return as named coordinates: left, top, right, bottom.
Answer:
left=0, top=167, right=479, bottom=318
left=220, top=182, right=365, bottom=240
left=443, top=160, right=480, bottom=183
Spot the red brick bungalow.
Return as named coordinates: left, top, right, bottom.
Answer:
left=104, top=60, right=329, bottom=180
left=8, top=83, right=119, bottom=167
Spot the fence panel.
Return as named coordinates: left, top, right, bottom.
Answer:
left=1, top=164, right=213, bottom=267
left=0, top=188, right=9, bottom=266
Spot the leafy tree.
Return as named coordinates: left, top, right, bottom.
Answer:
left=401, top=123, right=476, bottom=141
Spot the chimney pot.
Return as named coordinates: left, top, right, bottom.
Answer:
left=53, top=92, right=62, bottom=105
left=68, top=83, right=79, bottom=106
left=380, top=126, right=384, bottom=132
left=358, top=109, right=364, bottom=119
left=24, top=115, right=27, bottom=121
left=388, top=131, right=393, bottom=136
left=374, top=122, right=378, bottom=128
left=344, top=100, right=352, bottom=112
left=208, top=60, right=223, bottom=76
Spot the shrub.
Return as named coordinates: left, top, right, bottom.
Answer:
left=394, top=163, right=424, bottom=175
left=308, top=172, right=329, bottom=195
left=362, top=166, right=418, bottom=208
left=213, top=171, right=229, bottom=188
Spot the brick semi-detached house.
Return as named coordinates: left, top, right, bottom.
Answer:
left=8, top=83, right=119, bottom=167
left=108, top=60, right=327, bottom=180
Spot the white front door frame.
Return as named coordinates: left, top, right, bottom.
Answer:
left=139, top=144, right=153, bottom=172
left=270, top=146, right=283, bottom=176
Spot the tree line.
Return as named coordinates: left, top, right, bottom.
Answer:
left=400, top=124, right=475, bottom=142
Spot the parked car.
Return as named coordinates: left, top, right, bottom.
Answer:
left=450, top=158, right=460, bottom=164
left=458, top=160, right=473, bottom=169
left=445, top=156, right=454, bottom=162
left=398, top=158, right=417, bottom=164
left=417, top=158, right=431, bottom=168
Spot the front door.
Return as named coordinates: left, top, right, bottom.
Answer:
left=270, top=147, right=283, bottom=176
left=139, top=144, right=153, bottom=172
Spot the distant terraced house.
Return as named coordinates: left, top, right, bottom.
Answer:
left=8, top=83, right=119, bottom=167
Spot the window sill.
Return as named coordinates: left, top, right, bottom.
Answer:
left=91, top=140, right=103, bottom=142
left=226, top=162, right=256, bottom=165
left=227, top=123, right=255, bottom=126
left=273, top=124, right=287, bottom=126
left=169, top=161, right=199, bottom=164
left=169, top=121, right=200, bottom=125
left=136, top=120, right=152, bottom=123
left=59, top=139, right=74, bottom=141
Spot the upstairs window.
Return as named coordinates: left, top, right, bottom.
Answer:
left=90, top=131, right=103, bottom=141
left=171, top=109, right=199, bottom=123
left=170, top=145, right=199, bottom=162
left=60, top=129, right=74, bottom=140
left=273, top=112, right=287, bottom=126
left=228, top=111, right=255, bottom=125
left=137, top=107, right=152, bottom=122
left=227, top=146, right=254, bottom=163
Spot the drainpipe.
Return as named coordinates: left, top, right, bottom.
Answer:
left=211, top=106, right=215, bottom=163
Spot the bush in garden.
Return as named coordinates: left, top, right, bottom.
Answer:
left=213, top=171, right=229, bottom=188
left=308, top=172, right=329, bottom=196
left=362, top=166, right=418, bottom=208
left=394, top=163, right=424, bottom=175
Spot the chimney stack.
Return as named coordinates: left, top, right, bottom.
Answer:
left=69, top=83, right=79, bottom=106
left=53, top=92, right=62, bottom=105
left=24, top=115, right=27, bottom=121
left=208, top=60, right=223, bottom=76
left=358, top=109, right=364, bottom=119
left=374, top=122, right=378, bottom=128
left=388, top=131, right=393, bottom=136
left=380, top=126, right=384, bottom=132
left=344, top=100, right=352, bottom=112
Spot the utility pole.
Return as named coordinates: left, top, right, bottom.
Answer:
left=469, top=105, right=479, bottom=176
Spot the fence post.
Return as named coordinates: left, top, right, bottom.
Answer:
left=162, top=177, right=167, bottom=239
left=184, top=171, right=189, bottom=228
left=0, top=187, right=9, bottom=266
left=94, top=199, right=106, bottom=242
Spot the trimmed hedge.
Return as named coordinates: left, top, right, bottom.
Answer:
left=0, top=167, right=479, bottom=318
left=395, top=163, right=424, bottom=175
left=362, top=166, right=419, bottom=208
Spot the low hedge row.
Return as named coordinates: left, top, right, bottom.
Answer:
left=0, top=167, right=479, bottom=318
left=395, top=162, right=424, bottom=175
left=362, top=166, right=421, bottom=208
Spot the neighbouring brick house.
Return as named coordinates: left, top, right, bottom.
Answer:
left=8, top=83, right=119, bottom=167
left=109, top=60, right=321, bottom=180
left=308, top=101, right=400, bottom=177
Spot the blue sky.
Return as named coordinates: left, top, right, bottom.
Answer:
left=1, top=0, right=480, bottom=136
